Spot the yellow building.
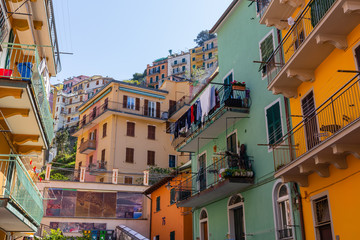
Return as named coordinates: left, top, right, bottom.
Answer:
left=260, top=0, right=360, bottom=239
left=190, top=37, right=218, bottom=75
left=73, top=79, right=191, bottom=184
left=0, top=0, right=60, bottom=239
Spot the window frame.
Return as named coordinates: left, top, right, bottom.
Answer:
left=127, top=122, right=135, bottom=137
left=127, top=96, right=135, bottom=110
left=156, top=196, right=160, bottom=212
left=125, top=148, right=134, bottom=163
left=169, top=155, right=176, bottom=168
left=147, top=150, right=155, bottom=166
left=148, top=125, right=156, bottom=140
left=258, top=30, right=276, bottom=79
left=264, top=98, right=284, bottom=151
left=310, top=191, right=335, bottom=240
left=102, top=123, right=107, bottom=138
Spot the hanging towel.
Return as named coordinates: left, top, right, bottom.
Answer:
left=190, top=105, right=195, bottom=123
left=199, top=86, right=212, bottom=122
left=210, top=86, right=216, bottom=110
left=196, top=100, right=202, bottom=122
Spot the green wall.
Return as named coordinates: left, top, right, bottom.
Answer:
left=188, top=1, right=302, bottom=240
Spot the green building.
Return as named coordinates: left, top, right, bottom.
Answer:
left=172, top=1, right=304, bottom=239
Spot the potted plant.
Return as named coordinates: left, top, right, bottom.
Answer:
left=231, top=81, right=246, bottom=91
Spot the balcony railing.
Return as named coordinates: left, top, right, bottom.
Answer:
left=88, top=161, right=107, bottom=174
left=148, top=69, right=161, bottom=75
left=0, top=154, right=44, bottom=225
left=79, top=101, right=169, bottom=129
left=256, top=0, right=271, bottom=19
left=264, top=0, right=336, bottom=86
left=176, top=154, right=253, bottom=202
left=45, top=0, right=61, bottom=73
left=273, top=72, right=360, bottom=171
left=79, top=139, right=96, bottom=154
left=0, top=42, right=54, bottom=143
left=172, top=61, right=187, bottom=67
left=172, top=84, right=251, bottom=147
left=168, top=96, right=191, bottom=118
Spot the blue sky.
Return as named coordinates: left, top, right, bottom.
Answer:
left=52, top=0, right=233, bottom=84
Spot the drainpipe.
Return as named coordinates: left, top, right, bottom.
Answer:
left=145, top=194, right=152, bottom=239
left=293, top=183, right=306, bottom=240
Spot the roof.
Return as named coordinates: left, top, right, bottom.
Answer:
left=210, top=0, right=240, bottom=34
left=153, top=57, right=168, bottom=63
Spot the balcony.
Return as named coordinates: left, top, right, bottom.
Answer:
left=176, top=154, right=254, bottom=208
left=79, top=139, right=96, bottom=154
left=168, top=96, right=192, bottom=121
left=0, top=42, right=54, bottom=145
left=258, top=0, right=304, bottom=29
left=264, top=0, right=360, bottom=98
left=0, top=154, right=43, bottom=232
left=272, top=73, right=360, bottom=186
left=89, top=161, right=107, bottom=174
left=171, top=60, right=187, bottom=67
left=172, top=83, right=251, bottom=152
left=77, top=101, right=169, bottom=131
left=148, top=69, right=161, bottom=75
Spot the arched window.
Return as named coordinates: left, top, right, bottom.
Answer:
left=199, top=209, right=209, bottom=240
left=200, top=209, right=207, bottom=220
left=273, top=181, right=293, bottom=240
left=227, top=195, right=245, bottom=240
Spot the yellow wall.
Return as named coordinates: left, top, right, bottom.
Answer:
left=287, top=22, right=360, bottom=240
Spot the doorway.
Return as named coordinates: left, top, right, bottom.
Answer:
left=200, top=209, right=209, bottom=240
left=228, top=195, right=246, bottom=240
left=301, top=91, right=319, bottom=150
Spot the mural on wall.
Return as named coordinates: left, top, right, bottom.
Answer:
left=46, top=188, right=142, bottom=219
left=49, top=222, right=106, bottom=233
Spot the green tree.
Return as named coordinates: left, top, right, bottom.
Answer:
left=194, top=30, right=216, bottom=47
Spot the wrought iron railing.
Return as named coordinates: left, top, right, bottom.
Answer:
left=273, top=73, right=360, bottom=171
left=0, top=154, right=44, bottom=225
left=78, top=101, right=169, bottom=129
left=264, top=0, right=337, bottom=85
left=172, top=83, right=251, bottom=147
left=171, top=60, right=187, bottom=67
left=45, top=0, right=61, bottom=73
left=256, top=0, right=271, bottom=19
left=278, top=227, right=293, bottom=239
left=0, top=42, right=54, bottom=143
left=176, top=154, right=253, bottom=202
left=168, top=96, right=191, bottom=118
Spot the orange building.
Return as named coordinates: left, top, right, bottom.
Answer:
left=146, top=57, right=168, bottom=88
left=144, top=162, right=193, bottom=240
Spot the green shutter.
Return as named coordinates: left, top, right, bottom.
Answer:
left=156, top=196, right=160, bottom=211
left=266, top=102, right=282, bottom=145
left=170, top=231, right=175, bottom=240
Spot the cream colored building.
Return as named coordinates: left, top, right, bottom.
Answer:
left=73, top=79, right=191, bottom=183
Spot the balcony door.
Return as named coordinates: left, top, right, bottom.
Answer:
left=301, top=91, right=319, bottom=150
left=223, top=72, right=233, bottom=103
left=198, top=153, right=206, bottom=192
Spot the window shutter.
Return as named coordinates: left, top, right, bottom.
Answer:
left=103, top=123, right=107, bottom=137
left=126, top=148, right=134, bottom=163
left=144, top=100, right=149, bottom=116
left=123, top=95, right=128, bottom=108
left=94, top=129, right=97, bottom=140
left=135, top=98, right=140, bottom=111
left=127, top=122, right=135, bottom=137
left=147, top=151, right=155, bottom=165
left=156, top=196, right=160, bottom=211
left=101, top=149, right=105, bottom=163
left=266, top=103, right=282, bottom=145
left=148, top=126, right=155, bottom=139
left=156, top=102, right=160, bottom=118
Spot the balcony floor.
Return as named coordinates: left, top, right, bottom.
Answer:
left=276, top=117, right=360, bottom=186
left=0, top=201, right=38, bottom=232
left=177, top=177, right=253, bottom=208
left=178, top=107, right=249, bottom=152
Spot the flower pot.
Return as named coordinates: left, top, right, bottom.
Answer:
left=232, top=85, right=246, bottom=91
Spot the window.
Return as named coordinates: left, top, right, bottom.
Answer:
left=155, top=236, right=159, bottom=240
left=228, top=195, right=245, bottom=240
left=227, top=132, right=237, bottom=153
left=182, top=66, right=185, bottom=71
left=87, top=83, right=89, bottom=88
left=96, top=80, right=99, bottom=85
left=156, top=196, right=160, bottom=211
left=170, top=231, right=175, bottom=240
left=56, top=107, right=58, bottom=112
left=169, top=155, right=176, bottom=168
left=126, top=148, right=134, bottom=163
left=265, top=100, right=283, bottom=145
left=311, top=195, right=333, bottom=240
left=182, top=58, right=185, bottom=63
left=192, top=49, right=195, bottom=53
left=124, top=176, right=133, bottom=184
left=126, top=96, right=135, bottom=110
left=102, top=123, right=107, bottom=137
left=259, top=32, right=275, bottom=76
left=57, top=97, right=59, bottom=102
left=148, top=125, right=156, bottom=139
left=156, top=76, right=159, bottom=81
left=192, top=57, right=195, bottom=61
left=80, top=96, right=83, bottom=101
left=161, top=65, right=165, bottom=69
left=62, top=98, right=65, bottom=103
left=209, top=52, right=212, bottom=59
left=161, top=74, right=165, bottom=79
left=89, top=130, right=96, bottom=140
left=101, top=149, right=106, bottom=164
left=68, top=108, right=71, bottom=114
left=67, top=117, right=70, bottom=122
left=155, top=85, right=158, bottom=89
left=273, top=183, right=293, bottom=239
left=174, top=60, right=177, bottom=65
left=89, top=155, right=93, bottom=168
left=127, top=122, right=135, bottom=137
left=193, top=65, right=196, bottom=69
left=150, top=77, right=153, bottom=83
left=148, top=101, right=156, bottom=117
left=147, top=150, right=155, bottom=166
left=170, top=188, right=176, bottom=205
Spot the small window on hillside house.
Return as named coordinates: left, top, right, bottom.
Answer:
left=126, top=148, right=134, bottom=163
left=127, top=122, right=135, bottom=137
left=265, top=101, right=282, bottom=145
left=156, top=196, right=160, bottom=211
left=103, top=123, right=107, bottom=137
left=148, top=125, right=156, bottom=139
left=147, top=150, right=155, bottom=166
